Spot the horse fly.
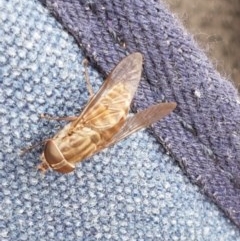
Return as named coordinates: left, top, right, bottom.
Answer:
left=37, top=53, right=176, bottom=173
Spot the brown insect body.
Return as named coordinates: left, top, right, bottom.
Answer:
left=40, top=53, right=176, bottom=173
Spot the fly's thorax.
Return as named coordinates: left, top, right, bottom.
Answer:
left=52, top=126, right=102, bottom=165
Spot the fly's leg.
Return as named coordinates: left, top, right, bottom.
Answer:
left=20, top=139, right=49, bottom=155
left=82, top=59, right=94, bottom=99
left=40, top=114, right=78, bottom=122
left=21, top=115, right=77, bottom=155
left=21, top=114, right=78, bottom=155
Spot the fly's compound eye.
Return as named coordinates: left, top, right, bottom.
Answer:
left=44, top=140, right=75, bottom=173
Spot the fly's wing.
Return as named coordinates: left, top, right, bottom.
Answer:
left=99, top=102, right=177, bottom=150
left=70, top=52, right=143, bottom=130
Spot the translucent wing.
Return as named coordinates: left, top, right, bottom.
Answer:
left=70, top=52, right=143, bottom=131
left=99, top=102, right=176, bottom=150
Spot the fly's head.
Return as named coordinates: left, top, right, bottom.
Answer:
left=40, top=140, right=75, bottom=174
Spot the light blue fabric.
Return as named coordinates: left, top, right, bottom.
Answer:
left=0, top=0, right=240, bottom=240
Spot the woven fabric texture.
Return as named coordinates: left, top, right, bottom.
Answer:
left=42, top=0, right=240, bottom=228
left=1, top=0, right=240, bottom=240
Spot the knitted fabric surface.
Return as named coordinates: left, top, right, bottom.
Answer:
left=40, top=0, right=240, bottom=228
left=1, top=0, right=240, bottom=241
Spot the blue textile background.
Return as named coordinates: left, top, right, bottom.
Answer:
left=0, top=0, right=240, bottom=240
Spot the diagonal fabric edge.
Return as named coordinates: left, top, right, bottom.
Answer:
left=42, top=0, right=240, bottom=228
